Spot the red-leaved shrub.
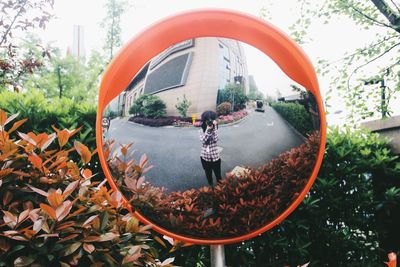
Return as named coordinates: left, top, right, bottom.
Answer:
left=0, top=109, right=177, bottom=266
left=216, top=102, right=232, bottom=116
left=109, top=131, right=320, bottom=239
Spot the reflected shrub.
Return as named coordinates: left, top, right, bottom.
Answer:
left=216, top=102, right=232, bottom=116
left=218, top=110, right=248, bottom=125
left=129, top=94, right=166, bottom=118
left=128, top=116, right=193, bottom=127
left=107, top=132, right=319, bottom=239
left=271, top=102, right=313, bottom=136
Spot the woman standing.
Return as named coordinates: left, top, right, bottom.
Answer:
left=199, top=111, right=222, bottom=186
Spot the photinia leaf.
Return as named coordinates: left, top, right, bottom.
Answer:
left=28, top=185, right=49, bottom=197
left=74, top=141, right=92, bottom=164
left=57, top=129, right=70, bottom=147
left=96, top=232, right=119, bottom=242
left=153, top=236, right=167, bottom=248
left=81, top=168, right=92, bottom=179
left=47, top=191, right=63, bottom=208
left=17, top=209, right=30, bottom=225
left=4, top=112, right=19, bottom=126
left=40, top=133, right=56, bottom=151
left=55, top=200, right=73, bottom=221
left=161, top=257, right=175, bottom=266
left=83, top=243, right=95, bottom=254
left=7, top=118, right=27, bottom=134
left=3, top=211, right=17, bottom=228
left=28, top=154, right=42, bottom=170
left=82, top=215, right=98, bottom=228
left=139, top=154, right=148, bottom=168
left=385, top=252, right=397, bottom=267
left=136, top=176, right=145, bottom=188
left=40, top=203, right=56, bottom=220
left=0, top=109, right=7, bottom=127
left=14, top=255, right=36, bottom=267
left=62, top=180, right=79, bottom=199
left=61, top=242, right=81, bottom=257
left=17, top=132, right=37, bottom=146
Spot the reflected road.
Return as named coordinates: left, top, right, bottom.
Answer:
left=104, top=106, right=304, bottom=192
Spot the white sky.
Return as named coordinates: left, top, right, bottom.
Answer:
left=35, top=0, right=395, bottom=124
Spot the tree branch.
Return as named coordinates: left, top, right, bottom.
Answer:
left=346, top=41, right=400, bottom=90
left=389, top=0, right=400, bottom=14
left=348, top=2, right=394, bottom=29
left=370, top=0, right=400, bottom=33
left=0, top=0, right=28, bottom=46
left=322, top=34, right=399, bottom=67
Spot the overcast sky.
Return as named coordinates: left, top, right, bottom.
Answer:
left=34, top=0, right=393, bottom=124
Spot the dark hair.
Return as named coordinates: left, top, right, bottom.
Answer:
left=200, top=110, right=218, bottom=132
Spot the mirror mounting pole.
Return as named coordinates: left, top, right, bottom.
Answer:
left=210, top=245, right=225, bottom=267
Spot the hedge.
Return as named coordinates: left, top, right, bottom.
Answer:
left=0, top=90, right=99, bottom=172
left=173, top=127, right=400, bottom=266
left=1, top=91, right=399, bottom=266
left=271, top=102, right=314, bottom=136
left=0, top=90, right=96, bottom=141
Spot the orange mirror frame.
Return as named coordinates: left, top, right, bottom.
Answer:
left=96, top=9, right=327, bottom=245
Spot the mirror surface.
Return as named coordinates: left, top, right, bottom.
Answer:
left=102, top=37, right=320, bottom=239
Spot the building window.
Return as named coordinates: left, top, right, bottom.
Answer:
left=219, top=42, right=231, bottom=89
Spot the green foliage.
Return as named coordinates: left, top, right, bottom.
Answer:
left=175, top=95, right=191, bottom=118
left=265, top=94, right=275, bottom=105
left=23, top=48, right=105, bottom=101
left=129, top=94, right=166, bottom=118
left=0, top=34, right=48, bottom=89
left=143, top=97, right=167, bottom=118
left=101, top=0, right=129, bottom=61
left=216, top=102, right=232, bottom=116
left=247, top=91, right=264, bottom=101
left=218, top=83, right=248, bottom=111
left=271, top=102, right=313, bottom=136
left=247, top=75, right=264, bottom=101
left=174, top=127, right=400, bottom=266
left=0, top=90, right=96, bottom=135
left=104, top=105, right=117, bottom=119
left=272, top=0, right=400, bottom=122
left=0, top=0, right=54, bottom=89
left=0, top=90, right=98, bottom=171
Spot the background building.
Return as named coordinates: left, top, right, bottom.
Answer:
left=71, top=25, right=86, bottom=61
left=122, top=37, right=249, bottom=117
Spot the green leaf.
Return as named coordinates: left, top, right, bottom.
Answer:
left=100, top=211, right=109, bottom=232
left=14, top=256, right=36, bottom=267
left=61, top=242, right=81, bottom=257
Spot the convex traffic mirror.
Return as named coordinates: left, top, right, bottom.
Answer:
left=96, top=10, right=326, bottom=245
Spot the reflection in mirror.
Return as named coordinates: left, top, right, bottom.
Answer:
left=102, top=37, right=321, bottom=239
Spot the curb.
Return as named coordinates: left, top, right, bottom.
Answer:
left=125, top=111, right=251, bottom=129
left=218, top=112, right=250, bottom=127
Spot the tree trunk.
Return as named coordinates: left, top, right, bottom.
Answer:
left=370, top=0, right=400, bottom=33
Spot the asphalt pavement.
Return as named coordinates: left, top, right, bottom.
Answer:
left=103, top=106, right=305, bottom=192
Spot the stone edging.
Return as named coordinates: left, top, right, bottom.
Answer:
left=125, top=112, right=251, bottom=129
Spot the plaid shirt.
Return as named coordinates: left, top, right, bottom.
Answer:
left=199, top=128, right=220, bottom=162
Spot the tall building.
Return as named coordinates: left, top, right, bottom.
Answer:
left=122, top=37, right=249, bottom=117
left=71, top=25, right=86, bottom=61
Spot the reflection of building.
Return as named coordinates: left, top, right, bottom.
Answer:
left=122, top=37, right=249, bottom=117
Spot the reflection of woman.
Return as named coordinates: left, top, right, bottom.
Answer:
left=199, top=111, right=221, bottom=186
